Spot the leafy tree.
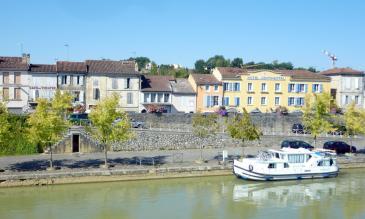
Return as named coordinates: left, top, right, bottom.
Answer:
left=150, top=62, right=158, bottom=75
left=194, top=59, right=207, bottom=73
left=52, top=90, right=72, bottom=119
left=192, top=113, right=219, bottom=162
left=0, top=102, right=10, bottom=150
left=129, top=57, right=150, bottom=71
left=227, top=109, right=261, bottom=156
left=231, top=58, right=243, bottom=68
left=206, top=55, right=230, bottom=69
left=302, top=93, right=334, bottom=147
left=344, top=102, right=365, bottom=150
left=88, top=93, right=134, bottom=168
left=28, top=98, right=70, bottom=169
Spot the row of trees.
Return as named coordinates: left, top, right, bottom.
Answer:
left=194, top=55, right=317, bottom=74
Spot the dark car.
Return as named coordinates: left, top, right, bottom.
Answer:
left=281, top=140, right=314, bottom=150
left=68, top=113, right=90, bottom=125
left=323, top=141, right=356, bottom=154
left=291, top=123, right=310, bottom=134
left=328, top=126, right=347, bottom=136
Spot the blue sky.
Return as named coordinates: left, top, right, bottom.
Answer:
left=1, top=0, right=364, bottom=70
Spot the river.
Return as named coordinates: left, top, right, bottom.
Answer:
left=0, top=169, right=364, bottom=219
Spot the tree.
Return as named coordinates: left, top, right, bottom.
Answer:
left=194, top=59, right=207, bottom=73
left=227, top=109, right=261, bottom=157
left=206, top=55, right=230, bottom=69
left=231, top=58, right=243, bottom=68
left=150, top=62, right=158, bottom=75
left=302, top=93, right=334, bottom=147
left=344, top=102, right=365, bottom=151
left=192, top=113, right=219, bottom=162
left=0, top=102, right=10, bottom=150
left=129, top=57, right=150, bottom=71
left=52, top=90, right=72, bottom=119
left=88, top=93, right=133, bottom=168
left=28, top=98, right=70, bottom=169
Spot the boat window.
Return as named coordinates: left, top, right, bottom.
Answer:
left=317, top=161, right=323, bottom=166
left=268, top=163, right=276, bottom=169
left=306, top=155, right=312, bottom=161
left=288, top=154, right=305, bottom=163
left=284, top=163, right=289, bottom=168
left=275, top=153, right=280, bottom=159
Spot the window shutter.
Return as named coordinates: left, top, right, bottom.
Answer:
left=124, top=79, right=128, bottom=89
left=288, top=98, right=290, bottom=106
left=320, top=84, right=323, bottom=93
left=304, top=84, right=308, bottom=93
left=203, top=95, right=207, bottom=107
left=237, top=83, right=240, bottom=91
left=218, top=96, right=222, bottom=106
left=288, top=84, right=291, bottom=92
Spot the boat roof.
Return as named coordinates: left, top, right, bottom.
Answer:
left=268, top=148, right=313, bottom=154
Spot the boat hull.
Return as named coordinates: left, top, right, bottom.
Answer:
left=233, top=164, right=339, bottom=181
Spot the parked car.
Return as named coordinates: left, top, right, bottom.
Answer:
left=291, top=123, right=310, bottom=134
left=328, top=126, right=346, bottom=136
left=68, top=113, right=90, bottom=125
left=323, top=141, right=356, bottom=154
left=281, top=140, right=314, bottom=150
left=130, top=119, right=146, bottom=128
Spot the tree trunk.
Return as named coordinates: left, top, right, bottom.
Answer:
left=241, top=141, right=245, bottom=158
left=104, top=143, right=108, bottom=168
left=49, top=143, right=54, bottom=169
left=200, top=143, right=203, bottom=161
left=313, top=135, right=317, bottom=148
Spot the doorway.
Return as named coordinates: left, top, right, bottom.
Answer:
left=72, top=134, right=80, bottom=153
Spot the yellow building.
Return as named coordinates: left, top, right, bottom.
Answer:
left=213, top=67, right=331, bottom=113
left=188, top=74, right=223, bottom=112
left=212, top=67, right=245, bottom=113
left=241, top=69, right=331, bottom=113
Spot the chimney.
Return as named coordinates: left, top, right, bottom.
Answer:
left=21, top=53, right=30, bottom=64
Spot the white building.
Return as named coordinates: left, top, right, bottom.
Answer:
left=29, top=64, right=57, bottom=103
left=85, top=60, right=141, bottom=112
left=321, top=68, right=364, bottom=109
left=171, top=78, right=196, bottom=113
left=0, top=54, right=31, bottom=113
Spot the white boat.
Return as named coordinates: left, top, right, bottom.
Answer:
left=233, top=148, right=339, bottom=181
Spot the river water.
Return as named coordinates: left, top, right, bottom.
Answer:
left=0, top=169, right=365, bottom=219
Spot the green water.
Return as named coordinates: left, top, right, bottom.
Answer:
left=0, top=169, right=365, bottom=219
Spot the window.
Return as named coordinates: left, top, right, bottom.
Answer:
left=284, top=163, right=289, bottom=168
left=223, top=83, right=228, bottom=91
left=35, top=90, right=39, bottom=99
left=93, top=79, right=99, bottom=87
left=14, top=88, right=21, bottom=100
left=288, top=97, right=295, bottom=106
left=127, top=93, right=133, bottom=104
left=268, top=163, right=276, bottom=169
left=296, top=97, right=305, bottom=106
left=2, top=72, right=9, bottom=84
left=112, top=78, right=118, bottom=89
left=234, top=97, right=240, bottom=106
left=125, top=78, right=131, bottom=89
left=345, top=95, right=349, bottom=104
left=234, top=83, right=240, bottom=91
left=355, top=96, right=359, bottom=104
left=158, top=93, right=163, bottom=103
left=2, top=88, right=9, bottom=100
left=144, top=93, right=150, bottom=102
left=297, top=84, right=306, bottom=93
left=288, top=154, right=305, bottom=163
left=313, top=84, right=320, bottom=93
left=275, top=83, right=281, bottom=92
left=275, top=97, right=280, bottom=106
left=77, top=76, right=81, bottom=85
left=93, top=88, right=100, bottom=100
left=223, top=97, right=229, bottom=106
left=247, top=96, right=253, bottom=105
left=261, top=83, right=267, bottom=92
left=248, top=83, right=253, bottom=92
left=151, top=93, right=156, bottom=102
left=61, top=75, right=67, bottom=85
left=213, top=96, right=219, bottom=106
left=261, top=97, right=267, bottom=105
left=205, top=85, right=210, bottom=91
left=164, top=93, right=170, bottom=103
left=69, top=75, right=73, bottom=85
left=288, top=84, right=295, bottom=92
left=14, top=72, right=21, bottom=84
left=214, top=85, right=219, bottom=92
left=74, top=91, right=80, bottom=102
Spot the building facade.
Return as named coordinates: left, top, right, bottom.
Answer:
left=29, top=64, right=57, bottom=103
left=85, top=60, right=140, bottom=112
left=0, top=55, right=31, bottom=113
left=188, top=74, right=223, bottom=113
left=171, top=78, right=196, bottom=113
left=321, top=68, right=364, bottom=109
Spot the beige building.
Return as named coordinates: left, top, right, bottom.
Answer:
left=85, top=60, right=140, bottom=112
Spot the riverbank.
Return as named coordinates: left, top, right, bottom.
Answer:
left=1, top=154, right=365, bottom=187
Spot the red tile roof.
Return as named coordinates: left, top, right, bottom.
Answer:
left=141, top=75, right=175, bottom=92
left=320, top=67, right=364, bottom=76
left=191, top=74, right=221, bottom=85
left=30, top=64, right=56, bottom=73
left=216, top=67, right=246, bottom=78
left=86, top=60, right=138, bottom=74
left=278, top=70, right=330, bottom=81
left=0, top=56, right=28, bottom=71
left=56, top=61, right=87, bottom=73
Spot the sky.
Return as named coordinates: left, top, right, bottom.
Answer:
left=1, top=0, right=365, bottom=70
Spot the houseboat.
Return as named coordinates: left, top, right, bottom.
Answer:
left=233, top=148, right=339, bottom=181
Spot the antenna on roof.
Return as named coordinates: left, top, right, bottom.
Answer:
left=323, top=50, right=338, bottom=68
left=64, top=43, right=70, bottom=61
left=18, top=42, right=24, bottom=55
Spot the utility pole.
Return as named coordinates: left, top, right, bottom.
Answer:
left=64, top=43, right=70, bottom=61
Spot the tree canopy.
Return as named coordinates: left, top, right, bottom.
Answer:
left=192, top=113, right=219, bottom=139
left=129, top=57, right=151, bottom=71
left=344, top=102, right=365, bottom=137
left=227, top=109, right=261, bottom=145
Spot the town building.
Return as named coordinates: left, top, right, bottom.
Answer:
left=85, top=60, right=140, bottom=112
left=170, top=78, right=196, bottom=113
left=0, top=54, right=31, bottom=113
left=320, top=68, right=364, bottom=109
left=29, top=64, right=57, bottom=103
left=240, top=69, right=331, bottom=113
left=212, top=67, right=244, bottom=113
left=56, top=61, right=87, bottom=106
left=140, top=75, right=174, bottom=113
left=188, top=74, right=223, bottom=112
